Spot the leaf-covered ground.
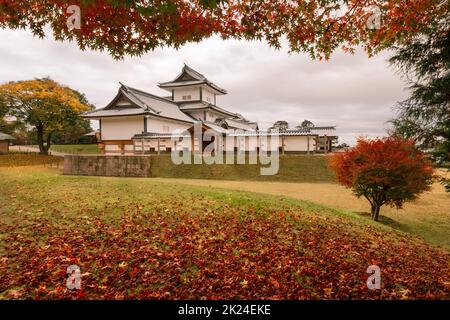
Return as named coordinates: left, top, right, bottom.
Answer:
left=0, top=168, right=448, bottom=299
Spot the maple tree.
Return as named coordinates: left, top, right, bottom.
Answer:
left=0, top=0, right=448, bottom=59
left=0, top=78, right=92, bottom=154
left=329, top=137, right=434, bottom=221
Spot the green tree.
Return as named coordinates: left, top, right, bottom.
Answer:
left=50, top=90, right=94, bottom=144
left=270, top=120, right=289, bottom=131
left=50, top=118, right=92, bottom=144
left=337, top=142, right=350, bottom=149
left=0, top=103, right=21, bottom=135
left=296, top=120, right=314, bottom=128
left=0, top=117, right=15, bottom=135
left=0, top=78, right=92, bottom=154
left=389, top=19, right=450, bottom=165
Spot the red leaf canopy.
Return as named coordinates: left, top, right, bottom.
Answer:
left=0, top=0, right=447, bottom=59
left=329, top=137, right=434, bottom=209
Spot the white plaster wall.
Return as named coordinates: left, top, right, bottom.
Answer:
left=202, top=89, right=215, bottom=104
left=101, top=116, right=144, bottom=140
left=283, top=136, right=315, bottom=151
left=224, top=136, right=258, bottom=151
left=247, top=136, right=259, bottom=151
left=146, top=117, right=191, bottom=133
left=237, top=136, right=246, bottom=151
left=224, top=136, right=236, bottom=151
left=173, top=87, right=200, bottom=101
left=173, top=138, right=190, bottom=151
left=105, top=144, right=120, bottom=151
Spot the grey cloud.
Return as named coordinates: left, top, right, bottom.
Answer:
left=0, top=30, right=409, bottom=145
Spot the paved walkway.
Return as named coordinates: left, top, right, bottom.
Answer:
left=10, top=145, right=66, bottom=156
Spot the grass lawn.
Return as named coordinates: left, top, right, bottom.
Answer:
left=29, top=144, right=100, bottom=154
left=50, top=144, right=100, bottom=154
left=0, top=166, right=448, bottom=300
left=151, top=154, right=334, bottom=183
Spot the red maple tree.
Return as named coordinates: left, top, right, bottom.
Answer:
left=0, top=0, right=448, bottom=59
left=329, top=137, right=434, bottom=221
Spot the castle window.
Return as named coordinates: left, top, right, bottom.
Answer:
left=182, top=95, right=192, bottom=100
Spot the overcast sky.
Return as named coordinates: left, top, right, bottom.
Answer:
left=0, top=28, right=409, bottom=145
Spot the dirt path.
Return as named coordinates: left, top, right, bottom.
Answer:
left=152, top=177, right=450, bottom=248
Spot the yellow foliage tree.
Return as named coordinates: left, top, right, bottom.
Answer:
left=0, top=78, right=92, bottom=154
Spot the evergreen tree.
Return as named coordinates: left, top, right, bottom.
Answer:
left=389, top=19, right=450, bottom=164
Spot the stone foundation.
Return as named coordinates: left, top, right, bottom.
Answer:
left=63, top=155, right=152, bottom=177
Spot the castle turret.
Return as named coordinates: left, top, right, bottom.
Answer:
left=158, top=64, right=227, bottom=105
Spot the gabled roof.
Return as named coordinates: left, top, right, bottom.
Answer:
left=175, top=64, right=206, bottom=82
left=83, top=84, right=194, bottom=123
left=158, top=64, right=227, bottom=94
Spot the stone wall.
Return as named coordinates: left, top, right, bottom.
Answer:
left=63, top=154, right=334, bottom=183
left=63, top=155, right=152, bottom=177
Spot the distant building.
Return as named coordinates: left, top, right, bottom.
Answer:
left=0, top=132, right=15, bottom=154
left=83, top=65, right=337, bottom=155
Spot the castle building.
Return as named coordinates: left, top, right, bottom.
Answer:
left=83, top=64, right=337, bottom=155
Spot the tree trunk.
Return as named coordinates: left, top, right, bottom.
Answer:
left=44, top=132, right=52, bottom=154
left=36, top=125, right=47, bottom=155
left=370, top=203, right=381, bottom=221
left=36, top=125, right=51, bottom=155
